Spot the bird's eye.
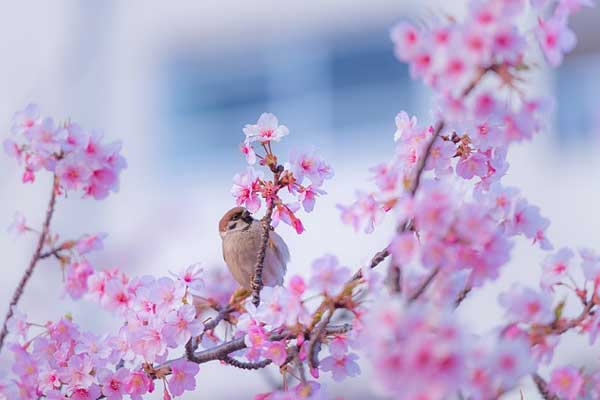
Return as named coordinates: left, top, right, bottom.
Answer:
left=231, top=213, right=241, bottom=221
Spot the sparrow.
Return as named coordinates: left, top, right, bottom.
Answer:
left=219, top=207, right=289, bottom=290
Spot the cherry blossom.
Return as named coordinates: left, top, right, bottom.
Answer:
left=289, top=149, right=334, bottom=187
left=549, top=365, right=584, bottom=400
left=243, top=113, right=289, bottom=143
left=320, top=352, right=361, bottom=382
left=168, top=359, right=199, bottom=397
left=162, top=304, right=203, bottom=346
left=541, top=247, right=575, bottom=291
left=536, top=12, right=577, bottom=67
left=498, top=284, right=554, bottom=324
left=5, top=104, right=125, bottom=198
left=231, top=167, right=262, bottom=212
left=309, top=255, right=351, bottom=297
left=7, top=211, right=28, bottom=237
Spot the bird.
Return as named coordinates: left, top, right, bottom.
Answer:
left=219, top=206, right=289, bottom=290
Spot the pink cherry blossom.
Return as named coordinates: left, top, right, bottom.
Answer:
left=370, top=162, right=399, bottom=192
left=56, top=154, right=92, bottom=190
left=168, top=359, right=199, bottom=397
left=243, top=113, right=289, bottom=143
left=536, top=13, right=577, bottom=67
left=498, top=284, right=554, bottom=324
left=61, top=123, right=86, bottom=152
left=579, top=248, right=600, bottom=282
left=264, top=341, right=288, bottom=366
left=309, top=255, right=351, bottom=297
left=393, top=111, right=418, bottom=142
left=549, top=366, right=584, bottom=400
left=6, top=309, right=28, bottom=340
left=390, top=232, right=418, bottom=265
left=390, top=21, right=421, bottom=61
left=11, top=103, right=40, bottom=134
left=289, top=149, right=334, bottom=187
left=3, top=138, right=22, bottom=161
left=506, top=198, right=550, bottom=241
left=456, top=152, right=488, bottom=179
left=170, top=264, right=204, bottom=292
left=490, top=338, right=535, bottom=388
left=425, top=138, right=455, bottom=175
left=541, top=247, right=575, bottom=291
left=64, top=261, right=94, bottom=299
left=70, top=385, right=101, bottom=400
left=97, top=368, right=130, bottom=400
left=231, top=167, right=262, bottom=212
left=75, top=233, right=107, bottom=255
left=102, top=278, right=132, bottom=313
left=162, top=304, right=203, bottom=347
left=240, top=141, right=257, bottom=164
left=320, top=352, right=360, bottom=382
left=59, top=354, right=95, bottom=391
left=38, top=368, right=62, bottom=393
left=297, top=186, right=325, bottom=213
left=338, top=192, right=384, bottom=234
left=7, top=211, right=28, bottom=238
left=124, top=371, right=154, bottom=400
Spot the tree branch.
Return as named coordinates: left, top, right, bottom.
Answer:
left=0, top=176, right=58, bottom=352
left=454, top=285, right=472, bottom=308
left=308, top=309, right=333, bottom=369
left=408, top=268, right=440, bottom=302
left=221, top=355, right=272, bottom=370
left=532, top=373, right=560, bottom=400
left=251, top=201, right=276, bottom=307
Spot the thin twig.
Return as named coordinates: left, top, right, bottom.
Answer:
left=39, top=247, right=63, bottom=260
left=204, top=304, right=235, bottom=332
left=0, top=176, right=58, bottom=353
left=408, top=268, right=440, bottom=303
left=454, top=285, right=472, bottom=308
left=308, top=309, right=333, bottom=370
left=352, top=247, right=390, bottom=281
left=387, top=262, right=402, bottom=294
left=532, top=373, right=560, bottom=400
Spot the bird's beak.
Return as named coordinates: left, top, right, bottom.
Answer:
left=241, top=211, right=253, bottom=224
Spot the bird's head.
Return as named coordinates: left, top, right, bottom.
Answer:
left=218, top=207, right=254, bottom=238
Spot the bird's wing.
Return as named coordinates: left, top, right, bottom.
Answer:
left=269, top=231, right=290, bottom=265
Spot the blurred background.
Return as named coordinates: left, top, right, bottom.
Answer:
left=0, top=1, right=599, bottom=398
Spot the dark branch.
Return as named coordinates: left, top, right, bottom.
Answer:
left=0, top=176, right=58, bottom=352
left=532, top=373, right=560, bottom=400
left=221, top=355, right=272, bottom=370
left=251, top=201, right=276, bottom=307
left=308, top=310, right=333, bottom=370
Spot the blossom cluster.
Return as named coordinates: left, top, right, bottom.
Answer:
left=3, top=264, right=207, bottom=399
left=232, top=113, right=334, bottom=233
left=4, top=104, right=126, bottom=199
left=361, top=298, right=538, bottom=399
left=2, top=245, right=365, bottom=399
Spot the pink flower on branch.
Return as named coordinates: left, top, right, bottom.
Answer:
left=243, top=113, right=289, bottom=143
left=231, top=167, right=263, bottom=213
left=168, top=359, right=199, bottom=397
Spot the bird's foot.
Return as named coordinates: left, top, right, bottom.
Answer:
left=229, top=287, right=251, bottom=307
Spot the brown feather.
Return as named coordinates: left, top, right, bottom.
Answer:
left=218, top=207, right=246, bottom=233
